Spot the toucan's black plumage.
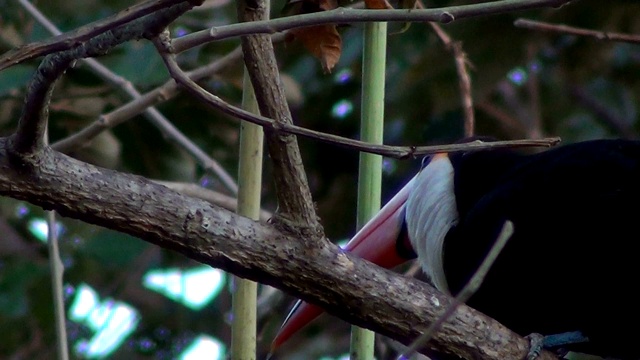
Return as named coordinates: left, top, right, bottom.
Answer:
left=441, top=140, right=640, bottom=358
left=273, top=139, right=640, bottom=359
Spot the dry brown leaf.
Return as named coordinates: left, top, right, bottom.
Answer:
left=283, top=0, right=342, bottom=73
left=290, top=25, right=342, bottom=73
left=321, top=0, right=338, bottom=10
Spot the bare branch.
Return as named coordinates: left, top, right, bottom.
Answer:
left=0, top=0, right=201, bottom=71
left=514, top=18, right=640, bottom=45
left=9, top=1, right=199, bottom=158
left=51, top=46, right=243, bottom=154
left=526, top=44, right=543, bottom=138
left=20, top=0, right=239, bottom=195
left=237, top=0, right=322, bottom=231
left=152, top=41, right=562, bottom=158
left=428, top=21, right=475, bottom=137
left=0, top=140, right=554, bottom=360
left=9, top=53, right=73, bottom=155
left=172, top=0, right=572, bottom=53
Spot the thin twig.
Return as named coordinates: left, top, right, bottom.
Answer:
left=51, top=46, right=243, bottom=153
left=47, top=211, right=69, bottom=360
left=10, top=1, right=196, bottom=157
left=428, top=20, right=475, bottom=137
left=172, top=0, right=571, bottom=53
left=18, top=0, right=238, bottom=194
left=155, top=39, right=562, bottom=157
left=398, top=221, right=515, bottom=359
left=454, top=41, right=474, bottom=137
left=51, top=32, right=284, bottom=155
left=514, top=18, right=640, bottom=45
left=0, top=0, right=198, bottom=71
left=526, top=44, right=543, bottom=138
left=45, top=115, right=68, bottom=359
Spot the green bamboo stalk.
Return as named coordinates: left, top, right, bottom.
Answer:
left=230, top=70, right=264, bottom=360
left=350, top=21, right=388, bottom=360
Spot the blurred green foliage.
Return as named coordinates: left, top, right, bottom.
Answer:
left=1, top=0, right=639, bottom=358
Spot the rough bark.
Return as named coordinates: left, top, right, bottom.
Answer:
left=0, top=139, right=555, bottom=360
left=237, top=0, right=324, bottom=237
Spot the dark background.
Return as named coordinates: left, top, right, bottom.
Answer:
left=1, top=0, right=639, bottom=358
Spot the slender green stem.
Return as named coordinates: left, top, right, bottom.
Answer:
left=350, top=21, right=387, bottom=360
left=47, top=211, right=69, bottom=360
left=230, top=70, right=264, bottom=360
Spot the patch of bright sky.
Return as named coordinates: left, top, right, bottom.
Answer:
left=68, top=283, right=139, bottom=359
left=142, top=266, right=226, bottom=310
left=27, top=217, right=64, bottom=243
left=179, top=335, right=225, bottom=360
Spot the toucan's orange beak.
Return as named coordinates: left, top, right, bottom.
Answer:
left=271, top=176, right=418, bottom=352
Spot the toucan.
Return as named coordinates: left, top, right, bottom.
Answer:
left=272, top=139, right=640, bottom=359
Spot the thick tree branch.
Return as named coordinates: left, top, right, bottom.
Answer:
left=153, top=180, right=273, bottom=221
left=172, top=0, right=572, bottom=53
left=237, top=0, right=322, bottom=232
left=0, top=139, right=556, bottom=360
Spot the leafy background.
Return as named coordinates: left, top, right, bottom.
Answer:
left=1, top=0, right=639, bottom=358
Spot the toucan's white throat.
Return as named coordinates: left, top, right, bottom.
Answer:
left=405, top=154, right=459, bottom=295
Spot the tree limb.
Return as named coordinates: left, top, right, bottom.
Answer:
left=172, top=0, right=573, bottom=53
left=154, top=44, right=562, bottom=157
left=9, top=0, right=200, bottom=159
left=0, top=139, right=556, bottom=360
left=19, top=0, right=239, bottom=195
left=236, top=0, right=323, bottom=232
